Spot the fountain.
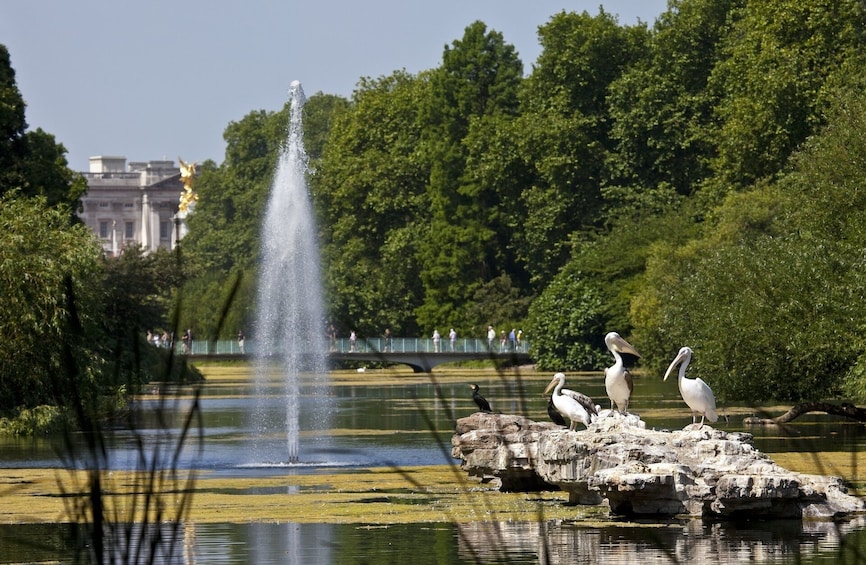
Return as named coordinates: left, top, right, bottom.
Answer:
left=251, top=80, right=329, bottom=464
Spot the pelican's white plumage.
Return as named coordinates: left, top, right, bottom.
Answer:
left=664, top=346, right=718, bottom=428
left=543, top=372, right=597, bottom=430
left=603, top=332, right=641, bottom=414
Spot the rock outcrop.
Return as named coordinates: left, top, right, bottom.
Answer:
left=451, top=411, right=865, bottom=519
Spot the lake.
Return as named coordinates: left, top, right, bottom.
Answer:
left=0, top=363, right=863, bottom=564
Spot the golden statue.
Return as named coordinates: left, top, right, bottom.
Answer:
left=178, top=157, right=198, bottom=213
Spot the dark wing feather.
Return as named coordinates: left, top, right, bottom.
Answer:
left=562, top=388, right=598, bottom=418
left=473, top=391, right=492, bottom=412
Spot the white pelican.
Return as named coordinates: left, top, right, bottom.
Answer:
left=664, top=346, right=718, bottom=428
left=469, top=384, right=492, bottom=412
left=604, top=332, right=641, bottom=414
left=543, top=372, right=598, bottom=430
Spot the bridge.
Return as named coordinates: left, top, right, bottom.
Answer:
left=182, top=337, right=532, bottom=373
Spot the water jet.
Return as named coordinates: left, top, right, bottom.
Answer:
left=251, top=81, right=329, bottom=465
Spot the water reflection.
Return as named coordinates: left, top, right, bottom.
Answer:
left=4, top=518, right=861, bottom=564
left=532, top=518, right=866, bottom=564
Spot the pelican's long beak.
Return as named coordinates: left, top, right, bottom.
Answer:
left=611, top=334, right=641, bottom=358
left=663, top=348, right=689, bottom=381
left=543, top=379, right=556, bottom=395
left=663, top=362, right=675, bottom=381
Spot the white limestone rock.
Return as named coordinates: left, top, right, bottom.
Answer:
left=451, top=412, right=865, bottom=519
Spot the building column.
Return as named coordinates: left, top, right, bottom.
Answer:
left=140, top=193, right=151, bottom=252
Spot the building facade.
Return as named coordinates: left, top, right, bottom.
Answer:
left=78, top=156, right=187, bottom=256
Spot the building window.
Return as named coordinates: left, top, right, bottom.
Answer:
left=124, top=202, right=133, bottom=208
left=160, top=221, right=170, bottom=240
left=99, top=221, right=109, bottom=239
left=99, top=202, right=109, bottom=208
left=125, top=221, right=134, bottom=239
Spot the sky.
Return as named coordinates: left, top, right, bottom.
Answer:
left=2, top=1, right=668, bottom=171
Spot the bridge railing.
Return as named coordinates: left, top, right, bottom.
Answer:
left=330, top=337, right=530, bottom=354
left=172, top=337, right=530, bottom=356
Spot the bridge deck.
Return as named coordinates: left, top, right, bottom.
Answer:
left=328, top=350, right=531, bottom=373
left=181, top=337, right=532, bottom=372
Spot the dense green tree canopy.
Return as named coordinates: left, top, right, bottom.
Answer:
left=415, top=21, right=525, bottom=331
left=0, top=195, right=102, bottom=410
left=515, top=11, right=649, bottom=286
left=313, top=71, right=429, bottom=338
left=0, top=46, right=27, bottom=185
left=634, top=76, right=866, bottom=401
left=168, top=1, right=866, bottom=403
left=705, top=0, right=866, bottom=194
left=606, top=0, right=737, bottom=202
left=526, top=262, right=608, bottom=371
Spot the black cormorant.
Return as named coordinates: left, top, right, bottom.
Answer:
left=469, top=383, right=492, bottom=412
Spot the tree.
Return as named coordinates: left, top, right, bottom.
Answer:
left=705, top=0, right=866, bottom=195
left=0, top=195, right=102, bottom=411
left=99, top=245, right=190, bottom=369
left=303, top=92, right=350, bottom=164
left=514, top=11, right=649, bottom=286
left=0, top=45, right=85, bottom=213
left=314, top=72, right=429, bottom=337
left=527, top=202, right=695, bottom=372
left=606, top=0, right=740, bottom=202
left=17, top=128, right=88, bottom=210
left=525, top=263, right=608, bottom=371
left=0, top=45, right=27, bottom=192
left=462, top=273, right=533, bottom=340
left=416, top=21, right=523, bottom=330
left=634, top=75, right=866, bottom=402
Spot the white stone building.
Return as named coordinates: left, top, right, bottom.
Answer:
left=78, top=156, right=187, bottom=256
